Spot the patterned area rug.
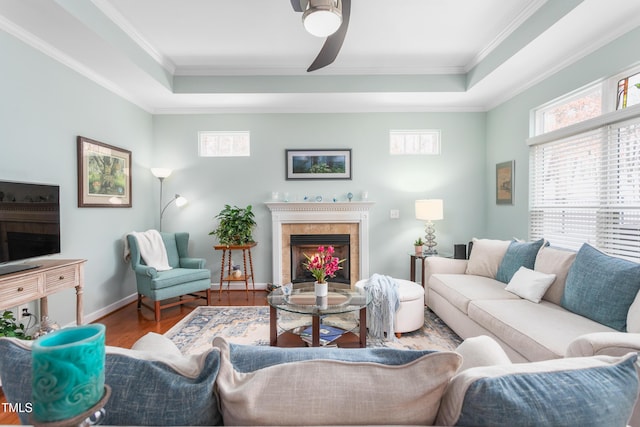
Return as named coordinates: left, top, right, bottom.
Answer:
left=165, top=306, right=462, bottom=355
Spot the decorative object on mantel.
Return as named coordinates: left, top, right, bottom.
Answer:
left=77, top=136, right=131, bottom=208
left=347, top=192, right=353, bottom=202
left=209, top=204, right=256, bottom=245
left=304, top=245, right=345, bottom=297
left=415, top=199, right=444, bottom=255
left=285, top=149, right=352, bottom=180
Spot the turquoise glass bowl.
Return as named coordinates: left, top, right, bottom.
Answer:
left=31, top=324, right=106, bottom=422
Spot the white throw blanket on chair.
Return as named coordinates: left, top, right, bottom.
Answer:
left=124, top=230, right=172, bottom=271
left=363, top=274, right=400, bottom=340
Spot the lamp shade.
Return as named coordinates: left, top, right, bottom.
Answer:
left=151, top=168, right=172, bottom=179
left=415, top=199, right=444, bottom=221
left=175, top=195, right=188, bottom=207
left=303, top=1, right=342, bottom=37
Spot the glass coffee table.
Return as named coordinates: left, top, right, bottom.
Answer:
left=267, top=282, right=371, bottom=348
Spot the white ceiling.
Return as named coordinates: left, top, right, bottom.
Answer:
left=1, top=0, right=640, bottom=113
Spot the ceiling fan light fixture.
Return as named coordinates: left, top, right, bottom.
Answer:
left=303, top=0, right=342, bottom=37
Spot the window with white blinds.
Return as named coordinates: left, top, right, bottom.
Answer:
left=529, top=110, right=640, bottom=261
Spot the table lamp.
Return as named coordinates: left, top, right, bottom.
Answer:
left=415, top=199, right=444, bottom=255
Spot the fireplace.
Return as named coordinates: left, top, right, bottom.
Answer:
left=290, top=234, right=350, bottom=284
left=265, top=201, right=375, bottom=287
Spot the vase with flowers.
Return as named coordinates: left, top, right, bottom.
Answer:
left=303, top=245, right=346, bottom=297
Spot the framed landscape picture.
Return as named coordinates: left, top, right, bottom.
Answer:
left=286, top=149, right=352, bottom=180
left=77, top=136, right=132, bottom=207
left=496, top=160, right=514, bottom=205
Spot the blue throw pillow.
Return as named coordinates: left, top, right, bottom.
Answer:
left=561, top=244, right=640, bottom=331
left=0, top=338, right=222, bottom=426
left=0, top=339, right=32, bottom=424
left=225, top=340, right=436, bottom=373
left=496, top=239, right=547, bottom=284
left=437, top=353, right=639, bottom=427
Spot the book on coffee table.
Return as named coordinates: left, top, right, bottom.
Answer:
left=300, top=325, right=346, bottom=346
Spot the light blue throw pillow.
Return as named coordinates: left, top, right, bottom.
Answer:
left=496, top=239, right=546, bottom=284
left=561, top=244, right=640, bottom=331
left=438, top=353, right=638, bottom=427
left=226, top=339, right=436, bottom=372
left=0, top=338, right=222, bottom=426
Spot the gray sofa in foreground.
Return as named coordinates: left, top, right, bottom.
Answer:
left=425, top=238, right=640, bottom=425
left=0, top=331, right=638, bottom=426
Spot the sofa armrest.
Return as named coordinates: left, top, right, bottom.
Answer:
left=424, top=257, right=468, bottom=287
left=566, top=332, right=640, bottom=358
left=425, top=257, right=468, bottom=274
left=134, top=265, right=158, bottom=278
left=180, top=257, right=206, bottom=269
left=455, top=335, right=512, bottom=372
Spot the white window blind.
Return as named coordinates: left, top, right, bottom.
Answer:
left=529, top=113, right=640, bottom=261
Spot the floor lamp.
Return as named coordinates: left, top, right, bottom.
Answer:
left=151, top=168, right=187, bottom=231
left=415, top=199, right=444, bottom=255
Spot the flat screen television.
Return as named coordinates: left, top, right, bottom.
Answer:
left=0, top=180, right=60, bottom=275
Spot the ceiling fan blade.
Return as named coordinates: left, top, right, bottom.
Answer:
left=290, top=0, right=308, bottom=12
left=306, top=0, right=351, bottom=72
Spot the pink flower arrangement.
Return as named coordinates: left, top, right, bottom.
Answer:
left=304, top=245, right=346, bottom=284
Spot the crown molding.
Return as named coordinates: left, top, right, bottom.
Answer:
left=90, top=0, right=176, bottom=75
left=465, top=0, right=547, bottom=73
left=0, top=14, right=152, bottom=113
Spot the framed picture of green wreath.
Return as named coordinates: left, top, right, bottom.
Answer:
left=285, top=149, right=352, bottom=180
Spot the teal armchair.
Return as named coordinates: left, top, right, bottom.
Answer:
left=127, top=231, right=211, bottom=321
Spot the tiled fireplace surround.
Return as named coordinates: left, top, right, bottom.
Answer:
left=265, top=202, right=375, bottom=287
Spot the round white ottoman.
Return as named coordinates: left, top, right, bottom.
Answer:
left=355, top=278, right=425, bottom=337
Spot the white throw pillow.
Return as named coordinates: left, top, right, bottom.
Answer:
left=465, top=238, right=511, bottom=279
left=505, top=266, right=556, bottom=303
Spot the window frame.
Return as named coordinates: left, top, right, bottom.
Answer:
left=198, top=131, right=251, bottom=157
left=389, top=129, right=441, bottom=155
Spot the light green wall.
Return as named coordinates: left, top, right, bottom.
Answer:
left=0, top=31, right=154, bottom=326
left=485, top=27, right=640, bottom=239
left=153, top=112, right=486, bottom=282
left=5, top=17, right=639, bottom=323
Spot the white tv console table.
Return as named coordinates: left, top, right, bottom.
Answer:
left=0, top=259, right=86, bottom=325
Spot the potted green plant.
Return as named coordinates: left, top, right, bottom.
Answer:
left=209, top=204, right=257, bottom=245
left=0, top=310, right=30, bottom=339
left=414, top=237, right=424, bottom=256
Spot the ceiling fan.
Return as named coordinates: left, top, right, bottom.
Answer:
left=290, top=0, right=351, bottom=72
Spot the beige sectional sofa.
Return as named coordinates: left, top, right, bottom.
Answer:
left=425, top=238, right=640, bottom=425
left=425, top=238, right=640, bottom=363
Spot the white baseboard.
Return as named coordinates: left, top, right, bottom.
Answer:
left=77, top=282, right=268, bottom=326
left=73, top=293, right=138, bottom=327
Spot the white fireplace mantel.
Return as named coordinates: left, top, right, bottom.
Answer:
left=265, top=201, right=375, bottom=285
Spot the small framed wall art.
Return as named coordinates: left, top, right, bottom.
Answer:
left=77, top=136, right=132, bottom=207
left=496, top=160, right=514, bottom=205
left=285, top=149, right=352, bottom=180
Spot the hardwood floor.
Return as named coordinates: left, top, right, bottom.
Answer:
left=0, top=290, right=268, bottom=425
